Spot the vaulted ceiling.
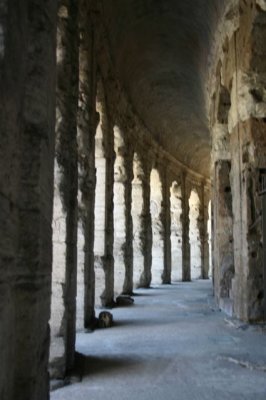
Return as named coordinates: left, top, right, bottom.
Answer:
left=101, top=0, right=227, bottom=177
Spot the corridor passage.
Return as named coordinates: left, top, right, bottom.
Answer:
left=51, top=281, right=266, bottom=400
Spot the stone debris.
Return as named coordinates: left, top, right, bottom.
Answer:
left=98, top=311, right=113, bottom=328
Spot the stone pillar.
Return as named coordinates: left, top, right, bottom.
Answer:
left=139, top=159, right=152, bottom=287
left=181, top=173, right=191, bottom=281
left=203, top=187, right=210, bottom=279
left=51, top=0, right=79, bottom=375
left=230, top=117, right=266, bottom=321
left=101, top=119, right=115, bottom=307
left=198, top=184, right=210, bottom=280
left=132, top=153, right=145, bottom=287
left=113, top=126, right=127, bottom=296
left=212, top=160, right=234, bottom=311
left=94, top=95, right=107, bottom=306
left=123, top=149, right=134, bottom=294
left=78, top=5, right=97, bottom=327
left=0, top=3, right=14, bottom=398
left=170, top=181, right=183, bottom=281
left=150, top=167, right=164, bottom=283
left=161, top=168, right=172, bottom=284
left=0, top=1, right=57, bottom=399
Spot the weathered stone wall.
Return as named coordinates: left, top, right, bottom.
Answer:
left=209, top=0, right=266, bottom=321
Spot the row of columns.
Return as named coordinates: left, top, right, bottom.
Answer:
left=104, top=151, right=210, bottom=296
left=0, top=2, right=211, bottom=398
left=54, top=2, right=211, bottom=341
left=1, top=2, right=266, bottom=399
left=53, top=55, right=211, bottom=372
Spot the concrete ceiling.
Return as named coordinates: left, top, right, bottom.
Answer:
left=101, top=0, right=226, bottom=177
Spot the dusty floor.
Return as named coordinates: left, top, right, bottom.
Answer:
left=51, top=280, right=266, bottom=400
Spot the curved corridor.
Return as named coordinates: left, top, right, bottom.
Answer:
left=51, top=281, right=266, bottom=400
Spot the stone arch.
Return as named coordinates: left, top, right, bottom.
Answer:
left=113, top=125, right=127, bottom=296
left=132, top=152, right=145, bottom=287
left=170, top=181, right=182, bottom=281
left=189, top=188, right=201, bottom=280
left=150, top=168, right=164, bottom=284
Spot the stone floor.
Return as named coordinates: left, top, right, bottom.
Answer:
left=51, top=280, right=266, bottom=400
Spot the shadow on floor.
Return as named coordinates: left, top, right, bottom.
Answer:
left=74, top=352, right=140, bottom=379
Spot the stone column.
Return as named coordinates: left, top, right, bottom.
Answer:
left=198, top=184, right=210, bottom=280
left=0, top=1, right=57, bottom=399
left=139, top=160, right=152, bottom=287
left=113, top=127, right=126, bottom=296
left=53, top=0, right=79, bottom=374
left=161, top=168, right=172, bottom=284
left=101, top=119, right=115, bottom=307
left=212, top=160, right=234, bottom=310
left=0, top=2, right=14, bottom=398
left=132, top=154, right=145, bottom=287
left=203, top=187, right=210, bottom=279
left=181, top=173, right=191, bottom=281
left=123, top=149, right=134, bottom=294
left=78, top=4, right=97, bottom=328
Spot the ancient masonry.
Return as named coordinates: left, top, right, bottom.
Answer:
left=0, top=1, right=266, bottom=400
